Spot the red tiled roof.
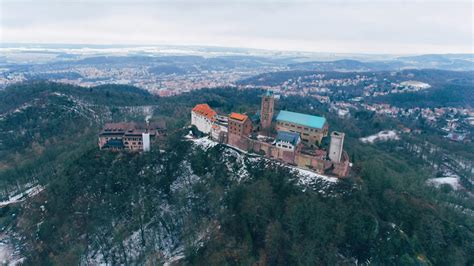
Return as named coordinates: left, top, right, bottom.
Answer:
left=192, top=104, right=217, bottom=120
left=229, top=112, right=248, bottom=122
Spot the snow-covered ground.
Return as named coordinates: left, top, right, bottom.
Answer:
left=360, top=130, right=400, bottom=144
left=290, top=166, right=338, bottom=184
left=190, top=136, right=218, bottom=150
left=426, top=176, right=462, bottom=190
left=0, top=242, right=14, bottom=265
left=0, top=233, right=24, bottom=265
left=188, top=136, right=338, bottom=188
left=0, top=185, right=44, bottom=207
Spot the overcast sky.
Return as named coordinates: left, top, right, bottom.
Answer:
left=1, top=0, right=472, bottom=54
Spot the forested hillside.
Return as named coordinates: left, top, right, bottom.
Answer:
left=0, top=82, right=159, bottom=191
left=0, top=82, right=473, bottom=265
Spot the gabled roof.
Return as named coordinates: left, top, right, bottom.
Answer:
left=276, top=110, right=326, bottom=129
left=192, top=104, right=217, bottom=120
left=229, top=112, right=249, bottom=122
left=276, top=131, right=300, bottom=146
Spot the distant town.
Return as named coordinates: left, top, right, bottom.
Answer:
left=2, top=48, right=472, bottom=145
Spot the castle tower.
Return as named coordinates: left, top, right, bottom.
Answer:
left=142, top=133, right=151, bottom=152
left=260, top=91, right=274, bottom=130
left=329, top=131, right=345, bottom=163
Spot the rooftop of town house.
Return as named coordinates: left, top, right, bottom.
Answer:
left=276, top=110, right=326, bottom=129
left=276, top=131, right=301, bottom=146
left=229, top=112, right=249, bottom=122
left=192, top=104, right=217, bottom=120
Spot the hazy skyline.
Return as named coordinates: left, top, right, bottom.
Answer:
left=1, top=0, right=473, bottom=54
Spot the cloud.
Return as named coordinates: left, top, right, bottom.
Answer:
left=1, top=0, right=472, bottom=54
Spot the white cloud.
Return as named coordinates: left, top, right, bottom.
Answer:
left=1, top=0, right=472, bottom=53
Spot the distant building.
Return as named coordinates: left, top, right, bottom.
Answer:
left=276, top=110, right=328, bottom=147
left=260, top=91, right=275, bottom=130
left=329, top=131, right=345, bottom=163
left=191, top=104, right=217, bottom=134
left=275, top=131, right=300, bottom=151
left=98, top=122, right=159, bottom=151
left=228, top=112, right=253, bottom=137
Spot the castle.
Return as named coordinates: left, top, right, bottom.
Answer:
left=191, top=92, right=350, bottom=177
left=98, top=122, right=166, bottom=152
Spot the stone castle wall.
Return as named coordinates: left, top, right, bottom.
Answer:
left=226, top=133, right=350, bottom=177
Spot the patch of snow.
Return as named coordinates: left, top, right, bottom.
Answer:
left=290, top=167, right=338, bottom=184
left=184, top=131, right=194, bottom=139
left=221, top=147, right=250, bottom=182
left=360, top=130, right=400, bottom=144
left=0, top=242, right=14, bottom=265
left=190, top=137, right=217, bottom=150
left=190, top=137, right=339, bottom=192
left=223, top=144, right=338, bottom=188
left=0, top=185, right=44, bottom=207
left=256, top=135, right=274, bottom=142
left=170, top=160, right=200, bottom=193
left=400, top=81, right=431, bottom=89
left=426, top=176, right=462, bottom=190
left=51, top=92, right=66, bottom=97
left=164, top=255, right=185, bottom=266
left=0, top=233, right=24, bottom=266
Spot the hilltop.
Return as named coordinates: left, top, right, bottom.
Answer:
left=0, top=82, right=473, bottom=265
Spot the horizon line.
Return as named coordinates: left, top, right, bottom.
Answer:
left=3, top=42, right=473, bottom=57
